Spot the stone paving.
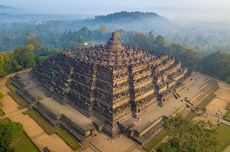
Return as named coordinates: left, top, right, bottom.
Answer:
left=83, top=134, right=144, bottom=152
left=0, top=72, right=74, bottom=152
left=123, top=72, right=210, bottom=132
left=1, top=71, right=217, bottom=152
left=17, top=72, right=94, bottom=130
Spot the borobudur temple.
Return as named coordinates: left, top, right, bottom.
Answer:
left=32, top=32, right=191, bottom=137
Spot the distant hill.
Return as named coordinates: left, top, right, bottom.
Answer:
left=0, top=9, right=175, bottom=33
left=90, top=11, right=164, bottom=22
left=78, top=11, right=174, bottom=32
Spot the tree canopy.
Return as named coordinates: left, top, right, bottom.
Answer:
left=0, top=120, right=23, bottom=152
left=198, top=52, right=230, bottom=83
left=0, top=42, right=57, bottom=78
left=126, top=32, right=198, bottom=68
left=156, top=115, right=217, bottom=152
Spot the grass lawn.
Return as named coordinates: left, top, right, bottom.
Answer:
left=7, top=79, right=80, bottom=150
left=11, top=131, right=39, bottom=152
left=24, top=110, right=81, bottom=150
left=6, top=79, right=16, bottom=92
left=224, top=111, right=230, bottom=122
left=215, top=124, right=230, bottom=152
left=143, top=130, right=167, bottom=151
left=54, top=127, right=81, bottom=150
left=8, top=92, right=28, bottom=108
left=1, top=118, right=39, bottom=152
left=24, top=110, right=54, bottom=134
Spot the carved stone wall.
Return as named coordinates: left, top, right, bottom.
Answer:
left=33, top=32, right=191, bottom=136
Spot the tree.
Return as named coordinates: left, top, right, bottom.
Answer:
left=198, top=52, right=230, bottom=83
left=156, top=115, right=217, bottom=152
left=0, top=120, right=22, bottom=152
left=0, top=52, right=19, bottom=78
left=13, top=45, right=36, bottom=68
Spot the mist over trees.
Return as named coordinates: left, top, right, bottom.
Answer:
left=1, top=11, right=230, bottom=53
left=0, top=11, right=230, bottom=84
left=198, top=52, right=230, bottom=83
left=125, top=32, right=198, bottom=67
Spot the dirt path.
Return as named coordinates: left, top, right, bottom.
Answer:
left=0, top=73, right=74, bottom=152
left=223, top=145, right=230, bottom=152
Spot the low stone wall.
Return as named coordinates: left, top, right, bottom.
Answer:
left=60, top=115, right=91, bottom=142
left=10, top=77, right=37, bottom=105
left=129, top=117, right=164, bottom=145
left=33, top=102, right=60, bottom=126
left=10, top=74, right=94, bottom=142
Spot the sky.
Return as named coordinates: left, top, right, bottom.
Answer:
left=0, top=0, right=230, bottom=23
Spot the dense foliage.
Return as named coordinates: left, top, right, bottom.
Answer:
left=198, top=52, right=230, bottom=83
left=61, top=27, right=110, bottom=49
left=0, top=43, right=57, bottom=78
left=126, top=32, right=198, bottom=67
left=0, top=120, right=23, bottom=152
left=92, top=11, right=161, bottom=23
left=126, top=31, right=230, bottom=84
left=156, top=115, right=217, bottom=152
left=0, top=22, right=230, bottom=85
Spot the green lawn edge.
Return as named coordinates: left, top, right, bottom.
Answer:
left=1, top=118, right=39, bottom=152
left=143, top=81, right=218, bottom=151
left=24, top=110, right=81, bottom=151
left=7, top=79, right=81, bottom=151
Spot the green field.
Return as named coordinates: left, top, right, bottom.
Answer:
left=7, top=80, right=81, bottom=151
left=54, top=127, right=81, bottom=150
left=215, top=124, right=230, bottom=152
left=1, top=119, right=39, bottom=152
left=8, top=91, right=28, bottom=108
left=24, top=110, right=54, bottom=134
left=24, top=110, right=81, bottom=150
left=0, top=90, right=5, bottom=116
left=6, top=79, right=16, bottom=92
left=11, top=131, right=39, bottom=152
left=224, top=103, right=230, bottom=122
left=1, top=81, right=38, bottom=152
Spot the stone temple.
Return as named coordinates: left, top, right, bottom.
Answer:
left=12, top=32, right=192, bottom=143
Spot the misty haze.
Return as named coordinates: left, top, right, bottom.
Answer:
left=0, top=1, right=230, bottom=152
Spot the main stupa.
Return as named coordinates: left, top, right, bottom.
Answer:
left=33, top=32, right=189, bottom=136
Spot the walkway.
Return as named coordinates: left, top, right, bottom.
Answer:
left=0, top=107, right=28, bottom=120
left=0, top=72, right=74, bottom=152
left=219, top=119, right=230, bottom=126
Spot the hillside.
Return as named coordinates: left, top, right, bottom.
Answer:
left=80, top=11, right=174, bottom=32
left=90, top=11, right=164, bottom=22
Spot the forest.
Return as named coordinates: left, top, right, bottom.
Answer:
left=0, top=43, right=56, bottom=78
left=0, top=11, right=230, bottom=84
